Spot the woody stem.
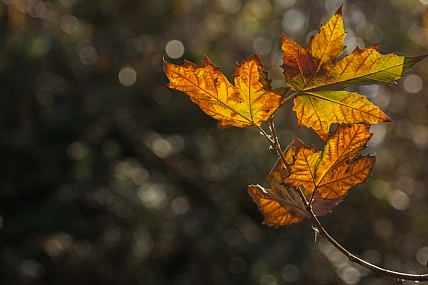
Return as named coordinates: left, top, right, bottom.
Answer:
left=296, top=187, right=428, bottom=282
left=257, top=120, right=288, bottom=167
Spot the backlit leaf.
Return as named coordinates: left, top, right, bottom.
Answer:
left=164, top=54, right=288, bottom=129
left=293, top=91, right=388, bottom=141
left=284, top=123, right=375, bottom=200
left=281, top=6, right=426, bottom=141
left=248, top=139, right=342, bottom=227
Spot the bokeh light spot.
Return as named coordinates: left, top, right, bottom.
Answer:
left=404, top=74, right=423, bottom=93
left=60, top=15, right=79, bottom=34
left=370, top=179, right=391, bottom=199
left=253, top=35, right=271, bottom=55
left=416, top=247, right=428, bottom=265
left=260, top=274, right=278, bottom=285
left=337, top=265, right=360, bottom=285
left=275, top=0, right=295, bottom=8
left=229, top=256, right=246, bottom=274
left=36, top=88, right=55, bottom=106
left=67, top=141, right=89, bottom=161
left=78, top=45, right=98, bottom=65
left=282, top=264, right=299, bottom=282
left=28, top=35, right=51, bottom=57
left=282, top=9, right=305, bottom=34
left=165, top=40, right=185, bottom=59
left=387, top=189, right=410, bottom=211
left=132, top=168, right=149, bottom=185
left=118, top=67, right=137, bottom=87
left=151, top=138, right=172, bottom=158
left=45, top=239, right=63, bottom=257
left=138, top=183, right=168, bottom=209
left=412, top=125, right=428, bottom=149
left=217, top=0, right=242, bottom=14
left=20, top=259, right=46, bottom=279
left=171, top=196, right=190, bottom=215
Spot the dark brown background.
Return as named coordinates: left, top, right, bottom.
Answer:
left=2, top=0, right=428, bottom=284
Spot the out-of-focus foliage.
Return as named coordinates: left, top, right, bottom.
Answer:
left=2, top=0, right=428, bottom=285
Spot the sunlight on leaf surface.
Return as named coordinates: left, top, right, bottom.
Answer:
left=164, top=54, right=288, bottom=129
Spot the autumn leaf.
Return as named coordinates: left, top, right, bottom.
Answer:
left=248, top=139, right=342, bottom=227
left=281, top=6, right=427, bottom=141
left=284, top=123, right=375, bottom=200
left=164, top=54, right=288, bottom=129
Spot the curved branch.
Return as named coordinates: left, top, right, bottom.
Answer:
left=296, top=187, right=428, bottom=282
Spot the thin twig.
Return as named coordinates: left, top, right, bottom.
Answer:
left=256, top=120, right=288, bottom=167
left=307, top=187, right=318, bottom=208
left=296, top=187, right=428, bottom=282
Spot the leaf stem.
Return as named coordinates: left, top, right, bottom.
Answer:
left=296, top=187, right=428, bottom=282
left=257, top=119, right=288, bottom=167
left=281, top=90, right=300, bottom=105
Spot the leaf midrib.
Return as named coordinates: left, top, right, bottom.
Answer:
left=171, top=66, right=256, bottom=126
left=301, top=53, right=403, bottom=92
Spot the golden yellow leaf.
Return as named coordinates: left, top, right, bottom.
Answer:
left=164, top=54, right=288, bottom=129
left=307, top=6, right=346, bottom=67
left=281, top=6, right=426, bottom=141
left=293, top=91, right=386, bottom=142
left=316, top=154, right=375, bottom=199
left=284, top=124, right=375, bottom=199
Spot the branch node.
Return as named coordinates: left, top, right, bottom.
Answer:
left=312, top=225, right=319, bottom=242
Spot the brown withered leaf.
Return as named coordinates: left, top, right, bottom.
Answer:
left=248, top=139, right=342, bottom=227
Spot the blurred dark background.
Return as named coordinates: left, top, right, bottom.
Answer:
left=2, top=0, right=428, bottom=284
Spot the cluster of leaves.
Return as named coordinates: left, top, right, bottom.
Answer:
left=164, top=6, right=425, bottom=228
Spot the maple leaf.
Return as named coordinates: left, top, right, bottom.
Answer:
left=248, top=139, right=342, bottom=227
left=281, top=6, right=427, bottom=141
left=164, top=54, right=288, bottom=129
left=284, top=123, right=375, bottom=200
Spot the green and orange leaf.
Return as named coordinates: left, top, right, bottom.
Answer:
left=281, top=6, right=426, bottom=141
left=164, top=54, right=288, bottom=129
left=293, top=91, right=388, bottom=141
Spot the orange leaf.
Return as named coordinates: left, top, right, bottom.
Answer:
left=281, top=6, right=426, bottom=141
left=285, top=123, right=375, bottom=199
left=248, top=139, right=342, bottom=227
left=164, top=54, right=288, bottom=129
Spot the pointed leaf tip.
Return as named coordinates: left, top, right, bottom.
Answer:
left=408, top=54, right=428, bottom=68
left=372, top=43, right=380, bottom=51
left=336, top=5, right=343, bottom=15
